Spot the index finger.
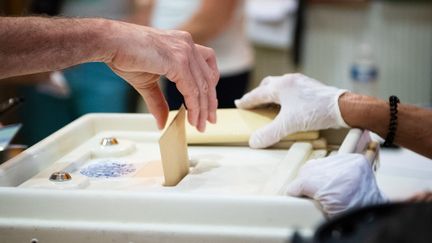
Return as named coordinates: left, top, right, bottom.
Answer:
left=234, top=85, right=272, bottom=109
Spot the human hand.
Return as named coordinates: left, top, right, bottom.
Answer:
left=407, top=191, right=432, bottom=203
left=235, top=73, right=348, bottom=148
left=287, top=153, right=387, bottom=217
left=107, top=22, right=219, bottom=131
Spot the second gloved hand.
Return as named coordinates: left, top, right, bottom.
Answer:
left=287, top=154, right=387, bottom=218
left=235, top=73, right=348, bottom=148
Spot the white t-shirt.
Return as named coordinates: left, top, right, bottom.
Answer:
left=152, top=0, right=254, bottom=76
left=61, top=0, right=253, bottom=76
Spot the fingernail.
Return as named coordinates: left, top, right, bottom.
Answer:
left=209, top=111, right=217, bottom=124
left=189, top=114, right=197, bottom=127
left=157, top=120, right=165, bottom=130
left=200, top=121, right=206, bottom=132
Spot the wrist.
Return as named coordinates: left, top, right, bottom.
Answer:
left=86, top=18, right=119, bottom=63
left=94, top=19, right=156, bottom=68
left=334, top=89, right=350, bottom=128
left=339, top=92, right=388, bottom=136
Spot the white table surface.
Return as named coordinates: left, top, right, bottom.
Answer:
left=376, top=147, right=432, bottom=200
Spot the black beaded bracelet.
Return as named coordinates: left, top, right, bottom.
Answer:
left=383, top=95, right=400, bottom=147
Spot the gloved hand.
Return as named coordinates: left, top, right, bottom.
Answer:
left=287, top=153, right=387, bottom=217
left=235, top=73, right=348, bottom=148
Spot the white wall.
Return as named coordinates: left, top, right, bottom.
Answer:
left=303, top=2, right=432, bottom=105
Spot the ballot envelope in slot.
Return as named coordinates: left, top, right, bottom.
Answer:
left=0, top=112, right=377, bottom=243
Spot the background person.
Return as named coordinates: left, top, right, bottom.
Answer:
left=146, top=0, right=253, bottom=109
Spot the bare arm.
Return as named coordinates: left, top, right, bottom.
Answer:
left=0, top=73, right=51, bottom=85
left=0, top=16, right=219, bottom=131
left=0, top=17, right=111, bottom=79
left=340, top=92, right=432, bottom=158
left=178, top=0, right=240, bottom=45
left=235, top=73, right=432, bottom=158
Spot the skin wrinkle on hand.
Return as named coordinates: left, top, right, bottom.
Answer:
left=137, top=0, right=228, bottom=124
left=0, top=17, right=219, bottom=132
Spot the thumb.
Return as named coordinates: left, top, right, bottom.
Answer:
left=249, top=115, right=291, bottom=148
left=139, top=81, right=169, bottom=130
left=109, top=64, right=169, bottom=129
left=286, top=177, right=305, bottom=197
left=235, top=85, right=272, bottom=109
left=123, top=73, right=168, bottom=130
left=287, top=175, right=320, bottom=199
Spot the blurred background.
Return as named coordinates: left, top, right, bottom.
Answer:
left=0, top=0, right=431, bottom=147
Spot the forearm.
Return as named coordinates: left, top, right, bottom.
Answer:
left=0, top=72, right=51, bottom=85
left=0, top=16, right=220, bottom=131
left=340, top=93, right=432, bottom=158
left=0, top=17, right=115, bottom=79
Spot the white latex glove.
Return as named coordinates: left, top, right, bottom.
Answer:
left=287, top=153, right=387, bottom=218
left=235, top=73, right=348, bottom=148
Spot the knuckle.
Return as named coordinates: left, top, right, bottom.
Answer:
left=290, top=73, right=304, bottom=79
left=178, top=31, right=193, bottom=42
left=182, top=43, right=193, bottom=53
left=206, top=47, right=216, bottom=57
left=261, top=76, right=273, bottom=85
left=189, top=87, right=200, bottom=98
left=211, top=71, right=220, bottom=85
left=187, top=99, right=200, bottom=110
left=176, top=53, right=189, bottom=67
left=200, top=82, right=209, bottom=94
